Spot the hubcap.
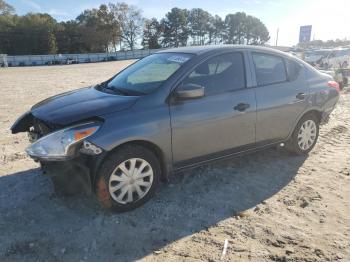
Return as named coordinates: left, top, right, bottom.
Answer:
left=109, top=158, right=153, bottom=204
left=297, top=120, right=317, bottom=151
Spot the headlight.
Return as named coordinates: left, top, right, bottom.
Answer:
left=26, top=122, right=101, bottom=160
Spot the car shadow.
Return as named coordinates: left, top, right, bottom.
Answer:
left=0, top=148, right=306, bottom=261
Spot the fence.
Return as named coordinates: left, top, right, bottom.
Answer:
left=5, top=49, right=166, bottom=67
left=0, top=54, right=8, bottom=67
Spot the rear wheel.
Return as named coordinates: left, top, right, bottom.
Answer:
left=286, top=114, right=319, bottom=155
left=95, top=145, right=160, bottom=212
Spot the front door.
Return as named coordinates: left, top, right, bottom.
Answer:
left=170, top=52, right=256, bottom=167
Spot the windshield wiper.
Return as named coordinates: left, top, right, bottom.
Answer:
left=97, top=82, right=146, bottom=96
left=96, top=81, right=108, bottom=89
left=97, top=82, right=124, bottom=94
left=109, top=86, right=146, bottom=96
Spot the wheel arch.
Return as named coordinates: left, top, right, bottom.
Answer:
left=287, top=109, right=323, bottom=140
left=91, top=139, right=169, bottom=190
left=300, top=109, right=323, bottom=123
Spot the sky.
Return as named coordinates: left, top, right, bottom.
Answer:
left=6, top=0, right=350, bottom=47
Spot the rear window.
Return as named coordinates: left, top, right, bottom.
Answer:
left=253, top=53, right=287, bottom=86
left=285, top=59, right=303, bottom=81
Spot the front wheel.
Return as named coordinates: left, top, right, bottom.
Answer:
left=286, top=114, right=319, bottom=155
left=95, top=145, right=160, bottom=212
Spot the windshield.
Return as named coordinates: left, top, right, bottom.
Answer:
left=106, top=53, right=194, bottom=95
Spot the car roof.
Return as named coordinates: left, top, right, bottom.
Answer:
left=157, top=45, right=289, bottom=56
left=157, top=44, right=314, bottom=71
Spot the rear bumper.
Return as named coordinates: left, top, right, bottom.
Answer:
left=320, top=94, right=339, bottom=125
left=320, top=111, right=331, bottom=124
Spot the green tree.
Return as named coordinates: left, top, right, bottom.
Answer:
left=109, top=2, right=143, bottom=50
left=225, top=12, right=247, bottom=44
left=161, top=7, right=189, bottom=47
left=245, top=15, right=270, bottom=45
left=0, top=3, right=271, bottom=55
left=208, top=15, right=225, bottom=44
left=0, top=0, right=14, bottom=15
left=2, top=13, right=59, bottom=55
left=55, top=20, right=89, bottom=53
left=76, top=6, right=112, bottom=52
left=65, top=4, right=121, bottom=53
left=98, top=4, right=121, bottom=52
left=142, top=18, right=162, bottom=49
left=188, top=8, right=211, bottom=45
left=224, top=12, right=269, bottom=45
left=0, top=13, right=16, bottom=53
left=48, top=29, right=58, bottom=54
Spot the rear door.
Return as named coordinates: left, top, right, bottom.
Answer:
left=251, top=52, right=309, bottom=145
left=170, top=52, right=256, bottom=167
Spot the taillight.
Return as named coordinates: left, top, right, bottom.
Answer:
left=327, top=81, right=340, bottom=92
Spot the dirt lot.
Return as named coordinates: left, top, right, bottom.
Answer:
left=0, top=61, right=349, bottom=262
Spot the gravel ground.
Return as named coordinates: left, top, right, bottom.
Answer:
left=0, top=61, right=349, bottom=262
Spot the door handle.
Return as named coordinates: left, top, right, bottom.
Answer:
left=234, top=103, right=250, bottom=112
left=296, top=93, right=306, bottom=100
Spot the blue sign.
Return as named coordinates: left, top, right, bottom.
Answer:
left=299, top=25, right=312, bottom=43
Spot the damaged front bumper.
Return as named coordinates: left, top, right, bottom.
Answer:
left=12, top=112, right=106, bottom=194
left=40, top=156, right=92, bottom=194
left=40, top=152, right=107, bottom=195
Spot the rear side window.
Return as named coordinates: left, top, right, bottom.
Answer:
left=285, top=59, right=303, bottom=81
left=184, top=52, right=246, bottom=95
left=253, top=53, right=287, bottom=86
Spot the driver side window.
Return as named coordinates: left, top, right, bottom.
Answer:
left=183, top=52, right=246, bottom=96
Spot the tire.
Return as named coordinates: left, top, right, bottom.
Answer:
left=286, top=114, right=320, bottom=155
left=95, top=145, right=161, bottom=212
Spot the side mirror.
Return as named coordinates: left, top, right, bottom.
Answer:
left=175, top=83, right=205, bottom=100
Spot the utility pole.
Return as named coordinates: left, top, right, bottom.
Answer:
left=275, top=28, right=279, bottom=46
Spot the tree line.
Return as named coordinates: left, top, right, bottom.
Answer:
left=0, top=0, right=270, bottom=55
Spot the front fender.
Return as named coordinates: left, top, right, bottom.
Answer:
left=87, top=106, right=173, bottom=172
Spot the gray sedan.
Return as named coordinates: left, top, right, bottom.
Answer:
left=11, top=45, right=340, bottom=211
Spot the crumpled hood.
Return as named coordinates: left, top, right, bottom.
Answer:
left=31, top=86, right=138, bottom=125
